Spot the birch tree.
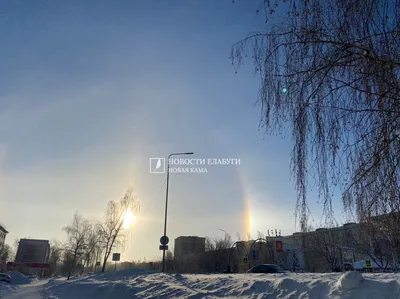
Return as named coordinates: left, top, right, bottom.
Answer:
left=232, top=0, right=400, bottom=230
left=79, top=224, right=101, bottom=275
left=62, top=211, right=91, bottom=280
left=49, top=239, right=63, bottom=275
left=308, top=229, right=340, bottom=271
left=98, top=187, right=140, bottom=272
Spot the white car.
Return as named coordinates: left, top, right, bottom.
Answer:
left=0, top=273, right=11, bottom=283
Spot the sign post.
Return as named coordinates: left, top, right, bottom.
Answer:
left=159, top=236, right=169, bottom=251
left=242, top=256, right=249, bottom=271
left=112, top=253, right=120, bottom=272
left=365, top=259, right=372, bottom=271
left=160, top=236, right=169, bottom=250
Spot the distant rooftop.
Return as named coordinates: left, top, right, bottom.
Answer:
left=19, top=238, right=49, bottom=243
left=175, top=236, right=205, bottom=239
left=0, top=222, right=8, bottom=233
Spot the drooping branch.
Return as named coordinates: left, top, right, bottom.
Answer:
left=233, top=0, right=400, bottom=229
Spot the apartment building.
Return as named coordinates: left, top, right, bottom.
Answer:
left=0, top=222, right=8, bottom=251
left=15, top=239, right=50, bottom=264
left=13, top=239, right=50, bottom=276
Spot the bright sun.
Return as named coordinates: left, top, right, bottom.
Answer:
left=121, top=209, right=137, bottom=230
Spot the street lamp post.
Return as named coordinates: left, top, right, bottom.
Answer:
left=161, top=152, right=194, bottom=273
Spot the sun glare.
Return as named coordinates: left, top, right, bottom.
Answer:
left=121, top=209, right=136, bottom=230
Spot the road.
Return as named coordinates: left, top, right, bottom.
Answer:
left=2, top=280, right=50, bottom=299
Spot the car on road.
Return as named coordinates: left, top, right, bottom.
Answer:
left=247, top=264, right=288, bottom=274
left=342, top=262, right=354, bottom=272
left=0, top=273, right=11, bottom=283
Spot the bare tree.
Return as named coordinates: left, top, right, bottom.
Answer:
left=62, top=211, right=92, bottom=280
left=98, top=188, right=140, bottom=272
left=49, top=239, right=63, bottom=276
left=60, top=250, right=75, bottom=277
left=204, top=234, right=232, bottom=272
left=205, top=234, right=232, bottom=251
left=356, top=213, right=400, bottom=270
left=236, top=232, right=241, bottom=241
left=232, top=0, right=400, bottom=230
left=12, top=238, right=19, bottom=261
left=308, top=229, right=340, bottom=272
left=92, top=237, right=104, bottom=272
left=79, top=224, right=102, bottom=275
left=0, top=244, right=13, bottom=272
left=165, top=250, right=174, bottom=273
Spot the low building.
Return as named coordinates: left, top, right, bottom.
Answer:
left=174, top=236, right=205, bottom=259
left=274, top=222, right=371, bottom=272
left=174, top=236, right=206, bottom=273
left=0, top=222, right=8, bottom=251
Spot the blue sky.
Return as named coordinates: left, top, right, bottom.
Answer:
left=0, top=0, right=344, bottom=261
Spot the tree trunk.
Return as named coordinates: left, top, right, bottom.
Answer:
left=80, top=259, right=86, bottom=276
left=101, top=251, right=109, bottom=273
left=67, top=249, right=78, bottom=280
left=101, top=226, right=121, bottom=272
left=67, top=265, right=72, bottom=280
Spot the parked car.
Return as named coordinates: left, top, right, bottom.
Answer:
left=247, top=264, right=287, bottom=274
left=0, top=273, right=11, bottom=283
left=342, top=263, right=354, bottom=272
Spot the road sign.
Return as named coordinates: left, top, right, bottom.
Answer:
left=112, top=253, right=120, bottom=262
left=160, top=236, right=169, bottom=245
left=95, top=261, right=101, bottom=266
left=159, top=244, right=168, bottom=250
left=365, top=259, right=372, bottom=269
left=276, top=240, right=283, bottom=252
left=242, top=256, right=249, bottom=264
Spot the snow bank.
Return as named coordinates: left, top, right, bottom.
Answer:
left=0, top=282, right=18, bottom=297
left=6, top=271, right=31, bottom=285
left=42, top=270, right=400, bottom=299
left=336, top=271, right=363, bottom=291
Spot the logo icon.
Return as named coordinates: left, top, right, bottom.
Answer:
left=150, top=158, right=165, bottom=173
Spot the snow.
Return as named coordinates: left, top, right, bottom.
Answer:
left=3, top=270, right=400, bottom=298
left=0, top=271, right=32, bottom=298
left=2, top=279, right=50, bottom=299
left=0, top=283, right=18, bottom=297
left=336, top=271, right=363, bottom=291
left=41, top=270, right=400, bottom=299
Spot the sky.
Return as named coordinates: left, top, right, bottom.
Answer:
left=0, top=0, right=345, bottom=261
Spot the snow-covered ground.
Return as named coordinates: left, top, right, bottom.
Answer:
left=0, top=283, right=18, bottom=298
left=2, top=269, right=400, bottom=298
left=0, top=271, right=31, bottom=298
